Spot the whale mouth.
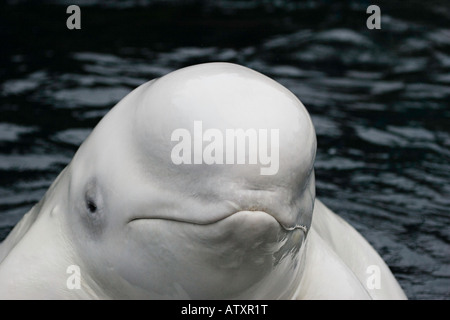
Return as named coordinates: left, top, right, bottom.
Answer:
left=128, top=211, right=308, bottom=234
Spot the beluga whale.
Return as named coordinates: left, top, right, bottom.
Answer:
left=0, top=62, right=407, bottom=299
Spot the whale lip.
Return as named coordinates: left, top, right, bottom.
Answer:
left=127, top=211, right=308, bottom=234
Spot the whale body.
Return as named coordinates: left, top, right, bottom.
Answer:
left=0, top=62, right=406, bottom=299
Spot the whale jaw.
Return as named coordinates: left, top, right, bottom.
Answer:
left=124, top=210, right=306, bottom=299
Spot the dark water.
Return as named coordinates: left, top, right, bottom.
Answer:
left=0, top=0, right=449, bottom=299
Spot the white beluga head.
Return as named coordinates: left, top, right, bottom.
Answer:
left=0, top=62, right=317, bottom=299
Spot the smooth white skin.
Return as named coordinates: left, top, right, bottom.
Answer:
left=0, top=63, right=406, bottom=299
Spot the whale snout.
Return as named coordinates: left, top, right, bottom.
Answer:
left=131, top=210, right=308, bottom=269
left=125, top=210, right=305, bottom=299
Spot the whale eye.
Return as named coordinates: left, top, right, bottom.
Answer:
left=86, top=198, right=97, bottom=213
left=80, top=179, right=105, bottom=235
left=84, top=179, right=101, bottom=216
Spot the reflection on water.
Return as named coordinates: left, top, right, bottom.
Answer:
left=0, top=0, right=449, bottom=299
